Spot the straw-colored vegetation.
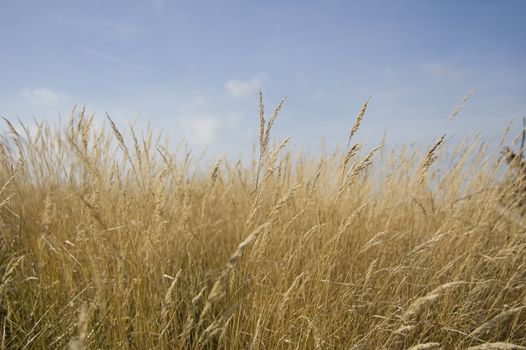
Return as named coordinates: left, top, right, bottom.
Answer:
left=1, top=95, right=525, bottom=349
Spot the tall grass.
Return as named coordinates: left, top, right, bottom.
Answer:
left=0, top=98, right=525, bottom=349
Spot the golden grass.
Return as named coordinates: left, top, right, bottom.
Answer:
left=0, top=98, right=525, bottom=349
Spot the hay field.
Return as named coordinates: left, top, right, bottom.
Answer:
left=1, top=97, right=525, bottom=349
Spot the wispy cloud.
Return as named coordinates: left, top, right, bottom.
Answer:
left=180, top=116, right=220, bottom=146
left=152, top=0, right=166, bottom=15
left=311, top=91, right=324, bottom=101
left=225, top=74, right=266, bottom=98
left=77, top=46, right=138, bottom=67
left=420, top=62, right=460, bottom=81
left=20, top=88, right=65, bottom=106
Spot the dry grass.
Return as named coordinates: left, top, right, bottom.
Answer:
left=0, top=99, right=525, bottom=349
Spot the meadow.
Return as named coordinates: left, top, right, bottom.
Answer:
left=1, top=95, right=525, bottom=349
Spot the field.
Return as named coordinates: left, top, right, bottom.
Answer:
left=1, top=97, right=525, bottom=349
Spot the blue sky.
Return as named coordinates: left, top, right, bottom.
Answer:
left=1, top=0, right=525, bottom=157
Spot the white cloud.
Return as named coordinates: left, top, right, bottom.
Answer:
left=20, top=88, right=64, bottom=106
left=153, top=0, right=165, bottom=15
left=76, top=46, right=138, bottom=67
left=311, top=91, right=324, bottom=101
left=421, top=62, right=460, bottom=81
left=181, top=117, right=220, bottom=146
left=225, top=74, right=266, bottom=98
